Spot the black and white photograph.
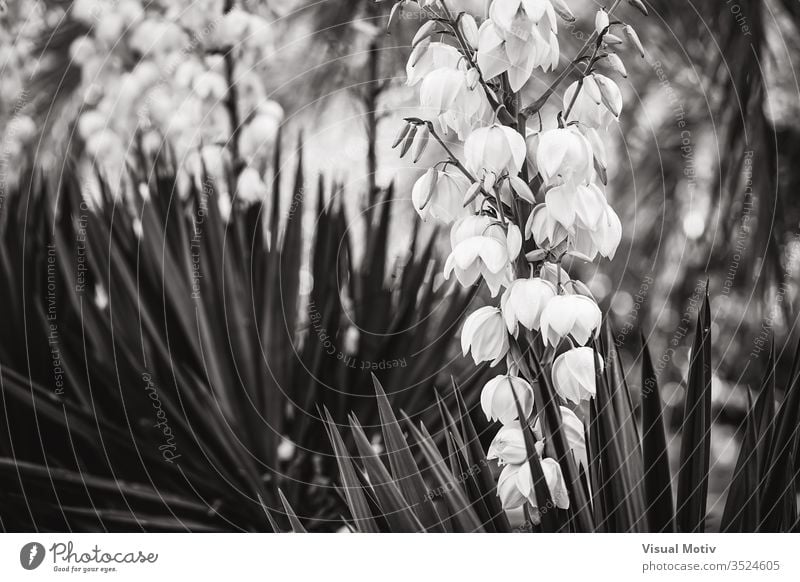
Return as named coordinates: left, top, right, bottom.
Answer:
left=0, top=0, right=799, bottom=578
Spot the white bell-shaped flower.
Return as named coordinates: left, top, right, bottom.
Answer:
left=501, top=277, right=557, bottom=335
left=465, top=124, right=527, bottom=185
left=545, top=182, right=607, bottom=230
left=564, top=74, right=621, bottom=128
left=419, top=67, right=488, bottom=139
left=487, top=425, right=528, bottom=465
left=481, top=374, right=535, bottom=424
left=412, top=169, right=472, bottom=223
left=572, top=203, right=622, bottom=260
left=461, top=306, right=510, bottom=366
left=444, top=215, right=522, bottom=297
left=552, top=347, right=603, bottom=404
left=497, top=463, right=527, bottom=509
left=525, top=203, right=569, bottom=249
left=479, top=1, right=559, bottom=91
left=539, top=294, right=602, bottom=347
left=534, top=406, right=588, bottom=469
left=406, top=41, right=462, bottom=86
left=536, top=127, right=594, bottom=186
left=239, top=113, right=281, bottom=164
left=516, top=457, right=570, bottom=509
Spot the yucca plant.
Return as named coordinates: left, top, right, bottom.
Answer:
left=304, top=294, right=800, bottom=532
left=0, top=138, right=485, bottom=532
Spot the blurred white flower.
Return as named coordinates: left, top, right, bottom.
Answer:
left=85, top=128, right=123, bottom=161
left=464, top=124, right=527, bottom=189
left=218, top=7, right=251, bottom=47
left=552, top=347, right=602, bottom=403
left=129, top=19, right=186, bottom=56
left=461, top=306, right=509, bottom=366
left=69, top=35, right=96, bottom=66
left=501, top=277, right=557, bottom=335
left=412, top=168, right=471, bottom=223
left=539, top=294, right=602, bottom=347
left=192, top=71, right=228, bottom=101
left=239, top=113, right=281, bottom=164
left=488, top=425, right=528, bottom=465
left=444, top=215, right=521, bottom=297
left=236, top=167, right=268, bottom=204
left=175, top=60, right=206, bottom=89
left=77, top=110, right=108, bottom=140
left=481, top=374, right=535, bottom=424
left=8, top=115, right=36, bottom=142
left=536, top=127, right=594, bottom=186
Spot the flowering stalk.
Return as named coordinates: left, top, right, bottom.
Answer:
left=392, top=0, right=645, bottom=519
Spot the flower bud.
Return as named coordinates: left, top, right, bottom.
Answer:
left=458, top=14, right=479, bottom=50
left=507, top=175, right=536, bottom=204
left=624, top=25, right=646, bottom=58
left=501, top=278, right=557, bottom=335
left=539, top=294, right=602, bottom=347
left=627, top=0, right=649, bottom=16
left=481, top=374, right=535, bottom=424
left=412, top=19, right=437, bottom=47
left=461, top=306, right=509, bottom=366
left=487, top=425, right=528, bottom=465
left=552, top=347, right=603, bottom=403
left=595, top=9, right=609, bottom=35
left=595, top=74, right=623, bottom=118
left=605, top=53, right=628, bottom=77
left=466, top=67, right=480, bottom=90
left=551, top=0, right=576, bottom=22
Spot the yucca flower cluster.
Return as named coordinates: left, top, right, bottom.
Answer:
left=393, top=0, right=646, bottom=517
left=69, top=0, right=281, bottom=206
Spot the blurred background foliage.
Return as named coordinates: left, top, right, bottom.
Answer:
left=1, top=0, right=800, bottom=528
